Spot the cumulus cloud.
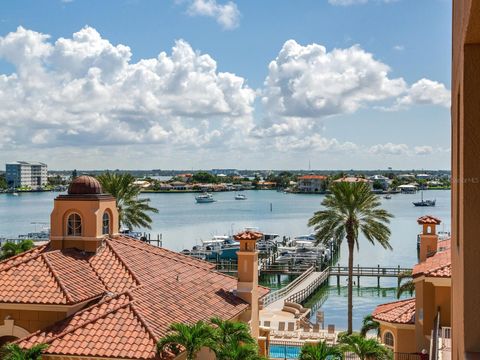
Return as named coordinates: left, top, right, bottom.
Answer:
left=369, top=142, right=409, bottom=155
left=393, top=78, right=451, bottom=109
left=414, top=145, right=434, bottom=155
left=186, top=0, right=240, bottom=30
left=0, top=26, right=254, bottom=152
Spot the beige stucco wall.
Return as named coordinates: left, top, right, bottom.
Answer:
left=379, top=323, right=416, bottom=355
left=0, top=308, right=67, bottom=334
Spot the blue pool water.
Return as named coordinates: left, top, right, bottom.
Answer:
left=269, top=344, right=302, bottom=359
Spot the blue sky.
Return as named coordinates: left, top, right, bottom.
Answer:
left=0, top=0, right=452, bottom=170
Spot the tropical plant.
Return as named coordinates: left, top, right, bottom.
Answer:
left=210, top=317, right=263, bottom=360
left=397, top=271, right=414, bottom=298
left=97, top=172, right=158, bottom=230
left=157, top=321, right=217, bottom=360
left=360, top=315, right=380, bottom=338
left=1, top=343, right=48, bottom=360
left=339, top=334, right=392, bottom=360
left=0, top=240, right=35, bottom=260
left=298, top=341, right=343, bottom=360
left=308, top=182, right=393, bottom=334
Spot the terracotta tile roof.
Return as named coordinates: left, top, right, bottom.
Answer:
left=372, top=298, right=415, bottom=324
left=233, top=231, right=263, bottom=241
left=298, top=175, right=327, bottom=180
left=333, top=177, right=371, bottom=183
left=413, top=247, right=451, bottom=278
left=417, top=215, right=442, bottom=225
left=2, top=235, right=267, bottom=358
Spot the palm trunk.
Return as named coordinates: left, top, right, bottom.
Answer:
left=347, top=232, right=355, bottom=335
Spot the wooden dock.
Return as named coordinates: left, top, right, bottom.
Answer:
left=329, top=265, right=412, bottom=287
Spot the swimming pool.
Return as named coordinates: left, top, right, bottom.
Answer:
left=269, top=343, right=301, bottom=359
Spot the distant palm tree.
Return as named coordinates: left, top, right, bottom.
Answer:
left=0, top=240, right=35, bottom=260
left=97, top=173, right=158, bottom=230
left=360, top=315, right=380, bottom=338
left=298, top=341, right=343, bottom=360
left=308, top=182, right=393, bottom=334
left=397, top=271, right=414, bottom=298
left=1, top=343, right=48, bottom=360
left=157, top=321, right=216, bottom=360
left=339, top=334, right=392, bottom=360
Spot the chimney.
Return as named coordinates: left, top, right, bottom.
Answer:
left=234, top=230, right=262, bottom=339
left=417, top=215, right=441, bottom=262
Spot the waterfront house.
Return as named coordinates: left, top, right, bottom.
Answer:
left=397, top=184, right=418, bottom=193
left=0, top=176, right=269, bottom=359
left=170, top=181, right=188, bottom=190
left=297, top=175, right=327, bottom=193
left=333, top=176, right=373, bottom=190
left=372, top=216, right=451, bottom=358
left=368, top=175, right=391, bottom=190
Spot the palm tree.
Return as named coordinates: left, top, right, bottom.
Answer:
left=298, top=341, right=343, bottom=360
left=157, top=321, right=216, bottom=360
left=215, top=342, right=265, bottom=360
left=1, top=343, right=48, bottom=360
left=97, top=172, right=158, bottom=230
left=0, top=240, right=35, bottom=260
left=210, top=317, right=262, bottom=360
left=360, top=315, right=380, bottom=338
left=308, top=182, right=393, bottom=334
left=339, top=334, right=392, bottom=360
left=397, top=271, right=414, bottom=298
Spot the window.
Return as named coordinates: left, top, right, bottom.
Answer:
left=67, top=213, right=82, bottom=236
left=384, top=331, right=394, bottom=347
left=102, top=212, right=110, bottom=235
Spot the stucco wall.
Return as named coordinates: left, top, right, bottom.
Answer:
left=0, top=308, right=66, bottom=334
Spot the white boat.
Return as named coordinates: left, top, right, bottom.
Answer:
left=195, top=193, right=216, bottom=203
left=235, top=194, right=247, bottom=200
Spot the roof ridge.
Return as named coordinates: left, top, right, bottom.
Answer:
left=0, top=245, right=47, bottom=272
left=105, top=240, right=142, bottom=286
left=376, top=297, right=415, bottom=314
left=86, top=245, right=126, bottom=292
left=112, top=236, right=214, bottom=271
left=20, top=292, right=133, bottom=346
left=41, top=253, right=74, bottom=304
left=128, top=301, right=159, bottom=342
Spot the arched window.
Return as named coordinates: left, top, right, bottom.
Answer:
left=384, top=331, right=394, bottom=347
left=102, top=212, right=110, bottom=235
left=67, top=213, right=82, bottom=236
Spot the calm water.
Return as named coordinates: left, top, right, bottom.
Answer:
left=0, top=189, right=451, bottom=330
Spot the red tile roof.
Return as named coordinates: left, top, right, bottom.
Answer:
left=234, top=231, right=263, bottom=241
left=413, top=247, right=451, bottom=278
left=298, top=175, right=327, bottom=180
left=417, top=215, right=442, bottom=225
left=372, top=298, right=416, bottom=324
left=333, top=177, right=371, bottom=183
left=0, top=235, right=268, bottom=359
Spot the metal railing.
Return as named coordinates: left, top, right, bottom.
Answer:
left=262, top=267, right=315, bottom=306
left=329, top=264, right=412, bottom=277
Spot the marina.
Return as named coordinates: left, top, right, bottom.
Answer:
left=0, top=189, right=451, bottom=331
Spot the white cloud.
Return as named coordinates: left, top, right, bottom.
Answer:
left=414, top=145, right=434, bottom=155
left=394, top=78, right=451, bottom=109
left=0, top=26, right=255, bottom=152
left=186, top=0, right=240, bottom=30
left=369, top=143, right=409, bottom=155
left=393, top=45, right=405, bottom=51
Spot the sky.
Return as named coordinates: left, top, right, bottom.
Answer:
left=0, top=0, right=452, bottom=170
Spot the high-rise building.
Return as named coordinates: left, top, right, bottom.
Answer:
left=5, top=161, right=48, bottom=189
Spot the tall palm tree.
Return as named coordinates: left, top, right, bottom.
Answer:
left=0, top=240, right=35, bottom=260
left=397, top=271, right=414, bottom=298
left=298, top=341, right=343, bottom=360
left=308, top=182, right=393, bottom=334
left=97, top=173, right=158, bottom=230
left=360, top=315, right=380, bottom=338
left=1, top=343, right=48, bottom=360
left=339, top=334, right=392, bottom=360
left=157, top=321, right=216, bottom=360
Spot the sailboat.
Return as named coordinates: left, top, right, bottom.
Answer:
left=413, top=190, right=435, bottom=207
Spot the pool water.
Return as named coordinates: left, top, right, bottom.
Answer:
left=269, top=344, right=302, bottom=359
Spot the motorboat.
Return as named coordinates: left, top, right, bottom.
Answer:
left=234, top=194, right=247, bottom=200
left=195, top=193, right=216, bottom=203
left=188, top=235, right=240, bottom=260
left=384, top=194, right=392, bottom=199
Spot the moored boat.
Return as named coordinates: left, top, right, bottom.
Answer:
left=195, top=193, right=216, bottom=203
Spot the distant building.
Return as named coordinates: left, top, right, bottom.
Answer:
left=211, top=168, right=238, bottom=175
left=369, top=175, right=391, bottom=190
left=333, top=176, right=373, bottom=190
left=297, top=175, right=327, bottom=192
left=5, top=161, right=47, bottom=189
left=416, top=173, right=432, bottom=180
